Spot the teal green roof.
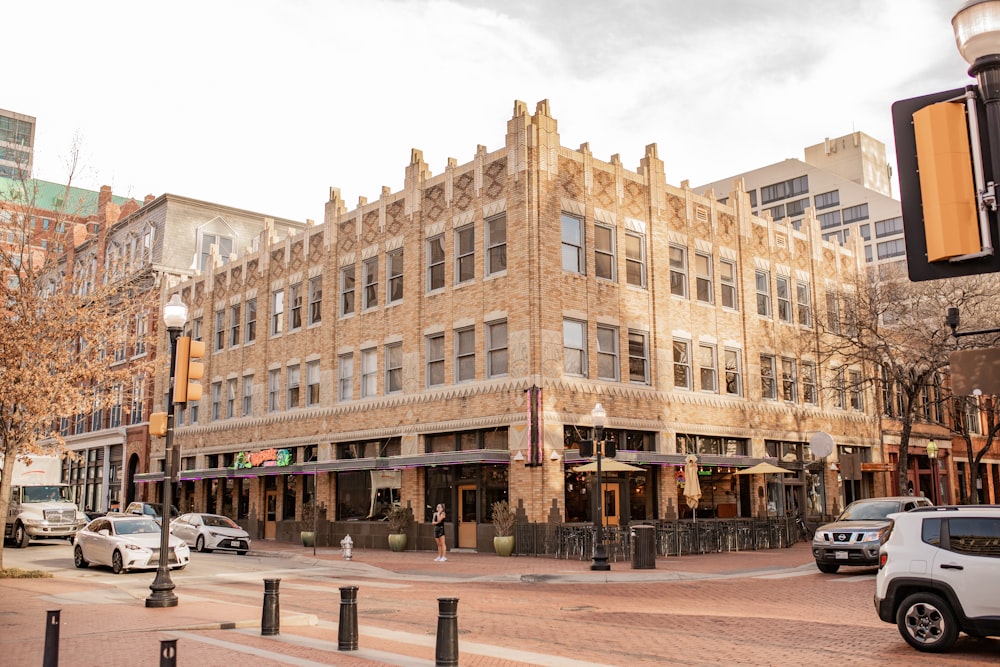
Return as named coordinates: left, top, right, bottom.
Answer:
left=0, top=176, right=133, bottom=217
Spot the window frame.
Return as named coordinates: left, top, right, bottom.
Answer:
left=669, top=245, right=688, bottom=298
left=695, top=251, right=713, bottom=303
left=387, top=248, right=403, bottom=304
left=597, top=324, right=620, bottom=381
left=487, top=320, right=508, bottom=378
left=338, top=353, right=353, bottom=402
left=455, top=327, right=476, bottom=383
left=455, top=224, right=475, bottom=284
left=561, top=213, right=585, bottom=275
left=308, top=275, right=323, bottom=325
left=426, top=234, right=445, bottom=291
left=720, top=258, right=737, bottom=309
left=306, top=360, right=320, bottom=406
left=563, top=319, right=588, bottom=377
left=271, top=289, right=284, bottom=336
left=340, top=265, right=356, bottom=316
left=755, top=270, right=771, bottom=317
left=385, top=343, right=402, bottom=394
left=699, top=343, right=717, bottom=393
left=760, top=354, right=777, bottom=400
left=594, top=224, right=616, bottom=281
left=363, top=257, right=379, bottom=310
left=485, top=213, right=507, bottom=276
left=426, top=333, right=445, bottom=387
left=625, top=231, right=646, bottom=288
left=673, top=339, right=692, bottom=390
left=725, top=348, right=742, bottom=396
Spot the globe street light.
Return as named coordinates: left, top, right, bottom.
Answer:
left=146, top=294, right=187, bottom=608
left=954, top=1, right=1000, bottom=195
left=590, top=402, right=610, bottom=571
left=926, top=439, right=940, bottom=505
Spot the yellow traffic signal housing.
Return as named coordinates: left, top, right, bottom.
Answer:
left=149, top=412, right=168, bottom=437
left=913, top=100, right=981, bottom=262
left=172, top=336, right=205, bottom=403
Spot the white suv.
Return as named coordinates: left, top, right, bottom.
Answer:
left=874, top=505, right=1000, bottom=653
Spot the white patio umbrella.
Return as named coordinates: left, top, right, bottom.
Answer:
left=683, top=454, right=702, bottom=520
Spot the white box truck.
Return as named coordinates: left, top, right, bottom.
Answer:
left=4, top=456, right=87, bottom=548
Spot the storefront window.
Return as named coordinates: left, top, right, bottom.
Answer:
left=336, top=470, right=369, bottom=520
left=282, top=476, right=296, bottom=520
left=677, top=434, right=749, bottom=456
left=237, top=478, right=250, bottom=519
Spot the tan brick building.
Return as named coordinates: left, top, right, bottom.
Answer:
left=147, top=100, right=884, bottom=550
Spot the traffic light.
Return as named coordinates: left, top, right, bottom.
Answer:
left=172, top=336, right=205, bottom=403
left=579, top=439, right=594, bottom=458
left=602, top=439, right=616, bottom=458
left=892, top=85, right=1000, bottom=281
left=149, top=412, right=168, bottom=437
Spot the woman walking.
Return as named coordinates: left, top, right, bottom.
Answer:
left=433, top=503, right=447, bottom=561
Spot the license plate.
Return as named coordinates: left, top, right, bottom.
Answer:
left=835, top=551, right=849, bottom=560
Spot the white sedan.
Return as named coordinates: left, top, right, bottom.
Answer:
left=170, top=513, right=251, bottom=554
left=73, top=515, right=190, bottom=574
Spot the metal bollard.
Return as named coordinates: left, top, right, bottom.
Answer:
left=340, top=534, right=353, bottom=560
left=261, top=578, right=281, bottom=635
left=159, top=638, right=178, bottom=667
left=337, top=585, right=359, bottom=650
left=43, top=609, right=60, bottom=667
left=434, top=597, right=459, bottom=667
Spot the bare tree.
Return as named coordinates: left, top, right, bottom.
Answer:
left=817, top=265, right=1000, bottom=497
left=0, top=144, right=154, bottom=569
left=952, top=394, right=1000, bottom=503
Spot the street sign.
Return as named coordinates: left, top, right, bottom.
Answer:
left=892, top=85, right=1000, bottom=281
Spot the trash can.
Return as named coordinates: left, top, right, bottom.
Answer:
left=631, top=525, right=656, bottom=569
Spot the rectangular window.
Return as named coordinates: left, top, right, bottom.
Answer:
left=849, top=369, right=863, bottom=411
left=673, top=340, right=692, bottom=389
left=842, top=203, right=870, bottom=223
left=242, top=374, right=254, bottom=416
left=625, top=232, right=646, bottom=287
left=814, top=190, right=840, bottom=210
left=426, top=334, right=445, bottom=386
left=877, top=238, right=906, bottom=259
left=802, top=362, right=818, bottom=404
left=386, top=343, right=402, bottom=393
left=361, top=348, right=377, bottom=398
left=271, top=290, right=284, bottom=335
left=785, top=197, right=808, bottom=218
left=199, top=233, right=235, bottom=271
left=455, top=327, right=475, bottom=382
left=860, top=224, right=872, bottom=240
left=695, top=252, right=713, bottom=303
left=669, top=245, right=688, bottom=297
left=796, top=282, right=812, bottom=327
left=363, top=257, right=379, bottom=309
left=455, top=224, right=474, bottom=284
left=226, top=378, right=237, bottom=418
left=306, top=360, right=320, bottom=406
left=818, top=210, right=842, bottom=229
left=563, top=319, right=587, bottom=376
left=134, top=313, right=148, bottom=356
left=487, top=320, right=508, bottom=377
left=245, top=298, right=257, bottom=343
left=387, top=249, right=403, bottom=303
left=597, top=324, right=619, bottom=381
left=287, top=364, right=300, bottom=409
left=760, top=354, right=777, bottom=400
left=777, top=276, right=792, bottom=323
left=875, top=217, right=904, bottom=238
left=595, top=224, right=615, bottom=280
left=765, top=204, right=785, bottom=220
left=486, top=213, right=507, bottom=275
left=229, top=304, right=241, bottom=347
left=628, top=331, right=649, bottom=384
left=720, top=259, right=737, bottom=309
left=826, top=292, right=841, bottom=334
left=340, top=265, right=355, bottom=315
left=561, top=213, right=585, bottom=274
left=725, top=348, right=742, bottom=396
left=699, top=343, right=717, bottom=392
left=286, top=283, right=301, bottom=330
left=832, top=367, right=846, bottom=409
left=338, top=353, right=353, bottom=402
left=214, top=309, right=226, bottom=351
left=760, top=175, right=808, bottom=204
left=781, top=358, right=797, bottom=402
left=427, top=235, right=445, bottom=290
left=211, top=381, right=222, bottom=421
left=755, top=270, right=771, bottom=317
left=268, top=369, right=281, bottom=412
left=308, top=275, right=322, bottom=325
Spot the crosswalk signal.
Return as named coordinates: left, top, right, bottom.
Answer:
left=172, top=336, right=205, bottom=403
left=149, top=412, right=168, bottom=437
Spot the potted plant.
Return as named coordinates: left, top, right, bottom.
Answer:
left=491, top=500, right=516, bottom=556
left=386, top=504, right=413, bottom=552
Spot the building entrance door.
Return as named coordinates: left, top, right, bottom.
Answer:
left=264, top=490, right=277, bottom=539
left=457, top=483, right=477, bottom=549
left=602, top=483, right=620, bottom=526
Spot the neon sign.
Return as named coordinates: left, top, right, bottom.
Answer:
left=234, top=448, right=292, bottom=469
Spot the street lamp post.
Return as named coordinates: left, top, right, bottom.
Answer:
left=146, top=294, right=188, bottom=608
left=927, top=440, right=940, bottom=505
left=954, top=1, right=1000, bottom=198
left=590, top=403, right=610, bottom=571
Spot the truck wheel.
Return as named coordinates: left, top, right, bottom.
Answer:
left=816, top=561, right=839, bottom=574
left=13, top=523, right=30, bottom=548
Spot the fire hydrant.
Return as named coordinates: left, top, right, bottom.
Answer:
left=340, top=534, right=354, bottom=561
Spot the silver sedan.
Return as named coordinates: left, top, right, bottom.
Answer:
left=170, top=513, right=251, bottom=554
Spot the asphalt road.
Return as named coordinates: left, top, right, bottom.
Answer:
left=3, top=539, right=998, bottom=666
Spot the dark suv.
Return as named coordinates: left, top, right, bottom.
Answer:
left=875, top=505, right=1000, bottom=652
left=811, top=496, right=932, bottom=573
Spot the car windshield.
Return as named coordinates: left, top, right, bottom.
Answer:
left=22, top=486, right=69, bottom=503
left=838, top=501, right=900, bottom=521
left=113, top=518, right=160, bottom=535
left=203, top=515, right=239, bottom=529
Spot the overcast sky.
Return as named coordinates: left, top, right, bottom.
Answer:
left=6, top=0, right=972, bottom=222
